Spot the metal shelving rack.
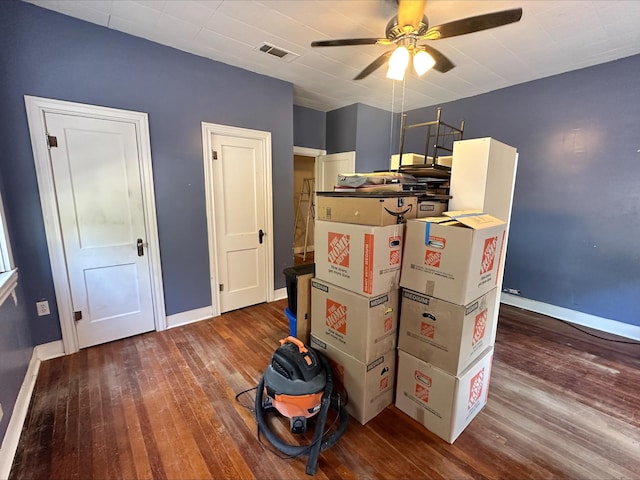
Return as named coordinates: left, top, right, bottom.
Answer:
left=396, top=107, right=465, bottom=178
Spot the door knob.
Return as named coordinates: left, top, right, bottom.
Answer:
left=258, top=229, right=265, bottom=244
left=137, top=238, right=144, bottom=256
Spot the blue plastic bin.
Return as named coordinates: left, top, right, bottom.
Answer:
left=284, top=307, right=297, bottom=337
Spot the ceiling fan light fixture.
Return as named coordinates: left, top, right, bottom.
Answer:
left=386, top=46, right=410, bottom=80
left=413, top=50, right=435, bottom=76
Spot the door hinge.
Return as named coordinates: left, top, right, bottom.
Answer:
left=74, top=310, right=82, bottom=321
left=219, top=284, right=224, bottom=292
left=46, top=134, right=58, bottom=149
left=212, top=150, right=218, bottom=160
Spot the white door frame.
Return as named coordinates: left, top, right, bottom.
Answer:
left=25, top=96, right=166, bottom=354
left=293, top=146, right=326, bottom=157
left=202, top=122, right=274, bottom=317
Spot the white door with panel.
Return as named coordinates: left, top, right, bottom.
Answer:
left=45, top=112, right=155, bottom=348
left=211, top=134, right=268, bottom=312
left=315, top=151, right=356, bottom=192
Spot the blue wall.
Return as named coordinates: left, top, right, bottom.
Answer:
left=355, top=103, right=399, bottom=172
left=404, top=54, right=640, bottom=327
left=326, top=104, right=358, bottom=154
left=324, top=103, right=398, bottom=172
left=0, top=283, right=33, bottom=442
left=0, top=1, right=294, bottom=346
left=293, top=105, right=325, bottom=150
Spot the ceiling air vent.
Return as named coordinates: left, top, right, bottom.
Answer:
left=256, top=43, right=299, bottom=63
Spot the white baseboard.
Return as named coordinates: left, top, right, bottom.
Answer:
left=166, top=306, right=214, bottom=329
left=500, top=293, right=640, bottom=341
left=0, top=339, right=63, bottom=480
left=273, top=287, right=287, bottom=301
left=35, top=340, right=64, bottom=361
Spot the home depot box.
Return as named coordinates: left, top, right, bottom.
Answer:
left=417, top=200, right=447, bottom=218
left=315, top=220, right=403, bottom=297
left=310, top=335, right=395, bottom=425
left=317, top=193, right=418, bottom=226
left=311, top=278, right=398, bottom=364
left=395, top=347, right=493, bottom=443
left=398, top=288, right=497, bottom=375
left=400, top=211, right=506, bottom=305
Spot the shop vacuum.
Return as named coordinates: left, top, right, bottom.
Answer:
left=255, top=336, right=349, bottom=476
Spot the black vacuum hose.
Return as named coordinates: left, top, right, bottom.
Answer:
left=254, top=349, right=349, bottom=476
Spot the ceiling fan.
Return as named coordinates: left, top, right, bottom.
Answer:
left=311, top=0, right=523, bottom=81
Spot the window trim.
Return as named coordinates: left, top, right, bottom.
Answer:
left=0, top=187, right=17, bottom=307
left=0, top=269, right=18, bottom=307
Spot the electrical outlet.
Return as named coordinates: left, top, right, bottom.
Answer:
left=36, top=300, right=50, bottom=316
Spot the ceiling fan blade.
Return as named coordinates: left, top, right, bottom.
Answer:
left=397, top=0, right=426, bottom=31
left=419, top=45, right=455, bottom=73
left=423, top=8, right=523, bottom=40
left=311, top=38, right=383, bottom=47
left=354, top=50, right=394, bottom=80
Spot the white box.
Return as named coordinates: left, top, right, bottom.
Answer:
left=400, top=211, right=506, bottom=305
left=395, top=347, right=493, bottom=443
left=310, top=336, right=395, bottom=425
left=311, top=278, right=398, bottom=364
left=390, top=153, right=424, bottom=170
left=315, top=220, right=403, bottom=297
left=449, top=137, right=518, bottom=345
left=398, top=288, right=497, bottom=375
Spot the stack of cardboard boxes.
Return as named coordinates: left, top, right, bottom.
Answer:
left=395, top=211, right=507, bottom=442
left=309, top=193, right=416, bottom=424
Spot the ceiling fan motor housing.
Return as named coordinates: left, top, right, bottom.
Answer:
left=385, top=15, right=430, bottom=40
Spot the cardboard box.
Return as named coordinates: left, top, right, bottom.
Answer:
left=311, top=278, right=398, bottom=364
left=390, top=153, right=425, bottom=170
left=317, top=194, right=417, bottom=226
left=400, top=211, right=506, bottom=305
left=398, top=288, right=497, bottom=375
left=417, top=200, right=447, bottom=218
left=395, top=347, right=493, bottom=443
left=315, top=220, right=403, bottom=297
left=295, top=270, right=314, bottom=345
left=310, top=335, right=395, bottom=425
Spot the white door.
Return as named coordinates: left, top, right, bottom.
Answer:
left=45, top=112, right=155, bottom=348
left=315, top=151, right=356, bottom=192
left=211, top=134, right=268, bottom=312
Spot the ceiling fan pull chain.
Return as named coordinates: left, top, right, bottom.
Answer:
left=389, top=80, right=396, bottom=159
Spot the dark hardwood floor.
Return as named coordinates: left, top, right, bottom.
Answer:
left=10, top=300, right=640, bottom=480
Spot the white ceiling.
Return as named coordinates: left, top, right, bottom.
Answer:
left=23, top=0, right=640, bottom=112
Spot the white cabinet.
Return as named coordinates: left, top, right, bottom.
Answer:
left=449, top=137, right=519, bottom=342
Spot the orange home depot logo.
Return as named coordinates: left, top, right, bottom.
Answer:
left=384, top=316, right=393, bottom=332
left=390, top=249, right=401, bottom=265
left=480, top=236, right=498, bottom=274
left=389, top=236, right=402, bottom=265
left=425, top=249, right=441, bottom=267
left=326, top=299, right=347, bottom=335
left=420, top=322, right=435, bottom=339
left=328, top=232, right=350, bottom=267
left=472, top=309, right=488, bottom=346
left=468, top=368, right=485, bottom=410
left=415, top=383, right=430, bottom=402
left=380, top=375, right=389, bottom=390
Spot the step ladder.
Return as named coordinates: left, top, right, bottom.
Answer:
left=293, top=178, right=315, bottom=262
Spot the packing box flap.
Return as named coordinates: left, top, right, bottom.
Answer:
left=414, top=210, right=504, bottom=231
left=443, top=210, right=505, bottom=229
